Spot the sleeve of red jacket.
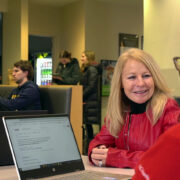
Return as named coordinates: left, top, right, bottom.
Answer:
left=88, top=124, right=144, bottom=168
left=161, top=98, right=180, bottom=132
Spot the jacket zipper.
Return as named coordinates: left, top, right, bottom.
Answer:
left=123, top=114, right=132, bottom=151
left=126, top=114, right=132, bottom=150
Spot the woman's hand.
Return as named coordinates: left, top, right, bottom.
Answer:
left=91, top=145, right=108, bottom=167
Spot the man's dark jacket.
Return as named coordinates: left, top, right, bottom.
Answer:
left=0, top=81, right=42, bottom=111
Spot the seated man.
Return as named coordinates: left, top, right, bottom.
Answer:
left=132, top=123, right=180, bottom=180
left=0, top=60, right=42, bottom=111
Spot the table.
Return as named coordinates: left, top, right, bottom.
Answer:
left=83, top=156, right=134, bottom=176
left=0, top=156, right=134, bottom=180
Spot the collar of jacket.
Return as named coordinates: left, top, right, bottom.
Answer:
left=129, top=99, right=148, bottom=114
left=18, top=80, right=31, bottom=90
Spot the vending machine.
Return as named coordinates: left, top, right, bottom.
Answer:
left=36, top=57, right=52, bottom=86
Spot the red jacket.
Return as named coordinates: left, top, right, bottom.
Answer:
left=88, top=98, right=180, bottom=168
left=132, top=124, right=180, bottom=180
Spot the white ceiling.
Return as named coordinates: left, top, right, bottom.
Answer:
left=29, top=0, right=142, bottom=7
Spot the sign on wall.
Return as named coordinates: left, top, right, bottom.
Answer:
left=101, top=60, right=117, bottom=96
left=119, top=33, right=139, bottom=55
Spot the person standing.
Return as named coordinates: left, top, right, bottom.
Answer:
left=53, top=50, right=81, bottom=85
left=80, top=50, right=101, bottom=140
left=88, top=48, right=180, bottom=168
left=0, top=60, right=41, bottom=111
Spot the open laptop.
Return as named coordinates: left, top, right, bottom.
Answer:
left=2, top=114, right=132, bottom=180
left=0, top=110, right=49, bottom=166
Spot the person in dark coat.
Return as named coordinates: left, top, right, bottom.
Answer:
left=80, top=50, right=101, bottom=139
left=0, top=60, right=41, bottom=111
left=53, top=50, right=81, bottom=85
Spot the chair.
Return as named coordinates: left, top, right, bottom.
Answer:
left=0, top=86, right=14, bottom=98
left=39, top=86, right=72, bottom=115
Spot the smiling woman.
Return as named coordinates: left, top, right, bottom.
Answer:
left=122, top=59, right=154, bottom=104
left=88, top=48, right=180, bottom=169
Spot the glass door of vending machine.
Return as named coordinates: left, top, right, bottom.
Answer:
left=36, top=58, right=52, bottom=85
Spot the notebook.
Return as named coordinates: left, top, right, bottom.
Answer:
left=0, top=110, right=49, bottom=166
left=2, top=114, right=132, bottom=180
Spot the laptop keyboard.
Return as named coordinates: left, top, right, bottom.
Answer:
left=52, top=170, right=131, bottom=180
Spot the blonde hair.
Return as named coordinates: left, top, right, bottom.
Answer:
left=81, top=50, right=95, bottom=72
left=106, top=48, right=171, bottom=137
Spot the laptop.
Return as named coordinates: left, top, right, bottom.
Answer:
left=2, top=114, right=132, bottom=180
left=0, top=110, right=49, bottom=166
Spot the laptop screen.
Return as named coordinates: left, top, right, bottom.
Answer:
left=3, top=114, right=84, bottom=179
left=0, top=110, right=49, bottom=166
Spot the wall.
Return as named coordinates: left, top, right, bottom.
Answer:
left=0, top=14, right=2, bottom=56
left=20, top=0, right=28, bottom=61
left=29, top=0, right=143, bottom=67
left=59, top=0, right=85, bottom=65
left=1, top=0, right=143, bottom=81
left=85, top=0, right=143, bottom=62
left=28, top=0, right=143, bottom=128
left=144, top=0, right=180, bottom=96
left=29, top=0, right=85, bottom=70
left=0, top=0, right=144, bottom=126
left=2, top=0, right=28, bottom=84
left=84, top=0, right=143, bottom=126
left=29, top=2, right=61, bottom=72
left=0, top=0, right=8, bottom=12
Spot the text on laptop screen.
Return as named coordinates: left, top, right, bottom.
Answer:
left=5, top=116, right=80, bottom=171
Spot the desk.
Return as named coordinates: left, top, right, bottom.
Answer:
left=0, top=156, right=134, bottom=180
left=83, top=156, right=134, bottom=176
